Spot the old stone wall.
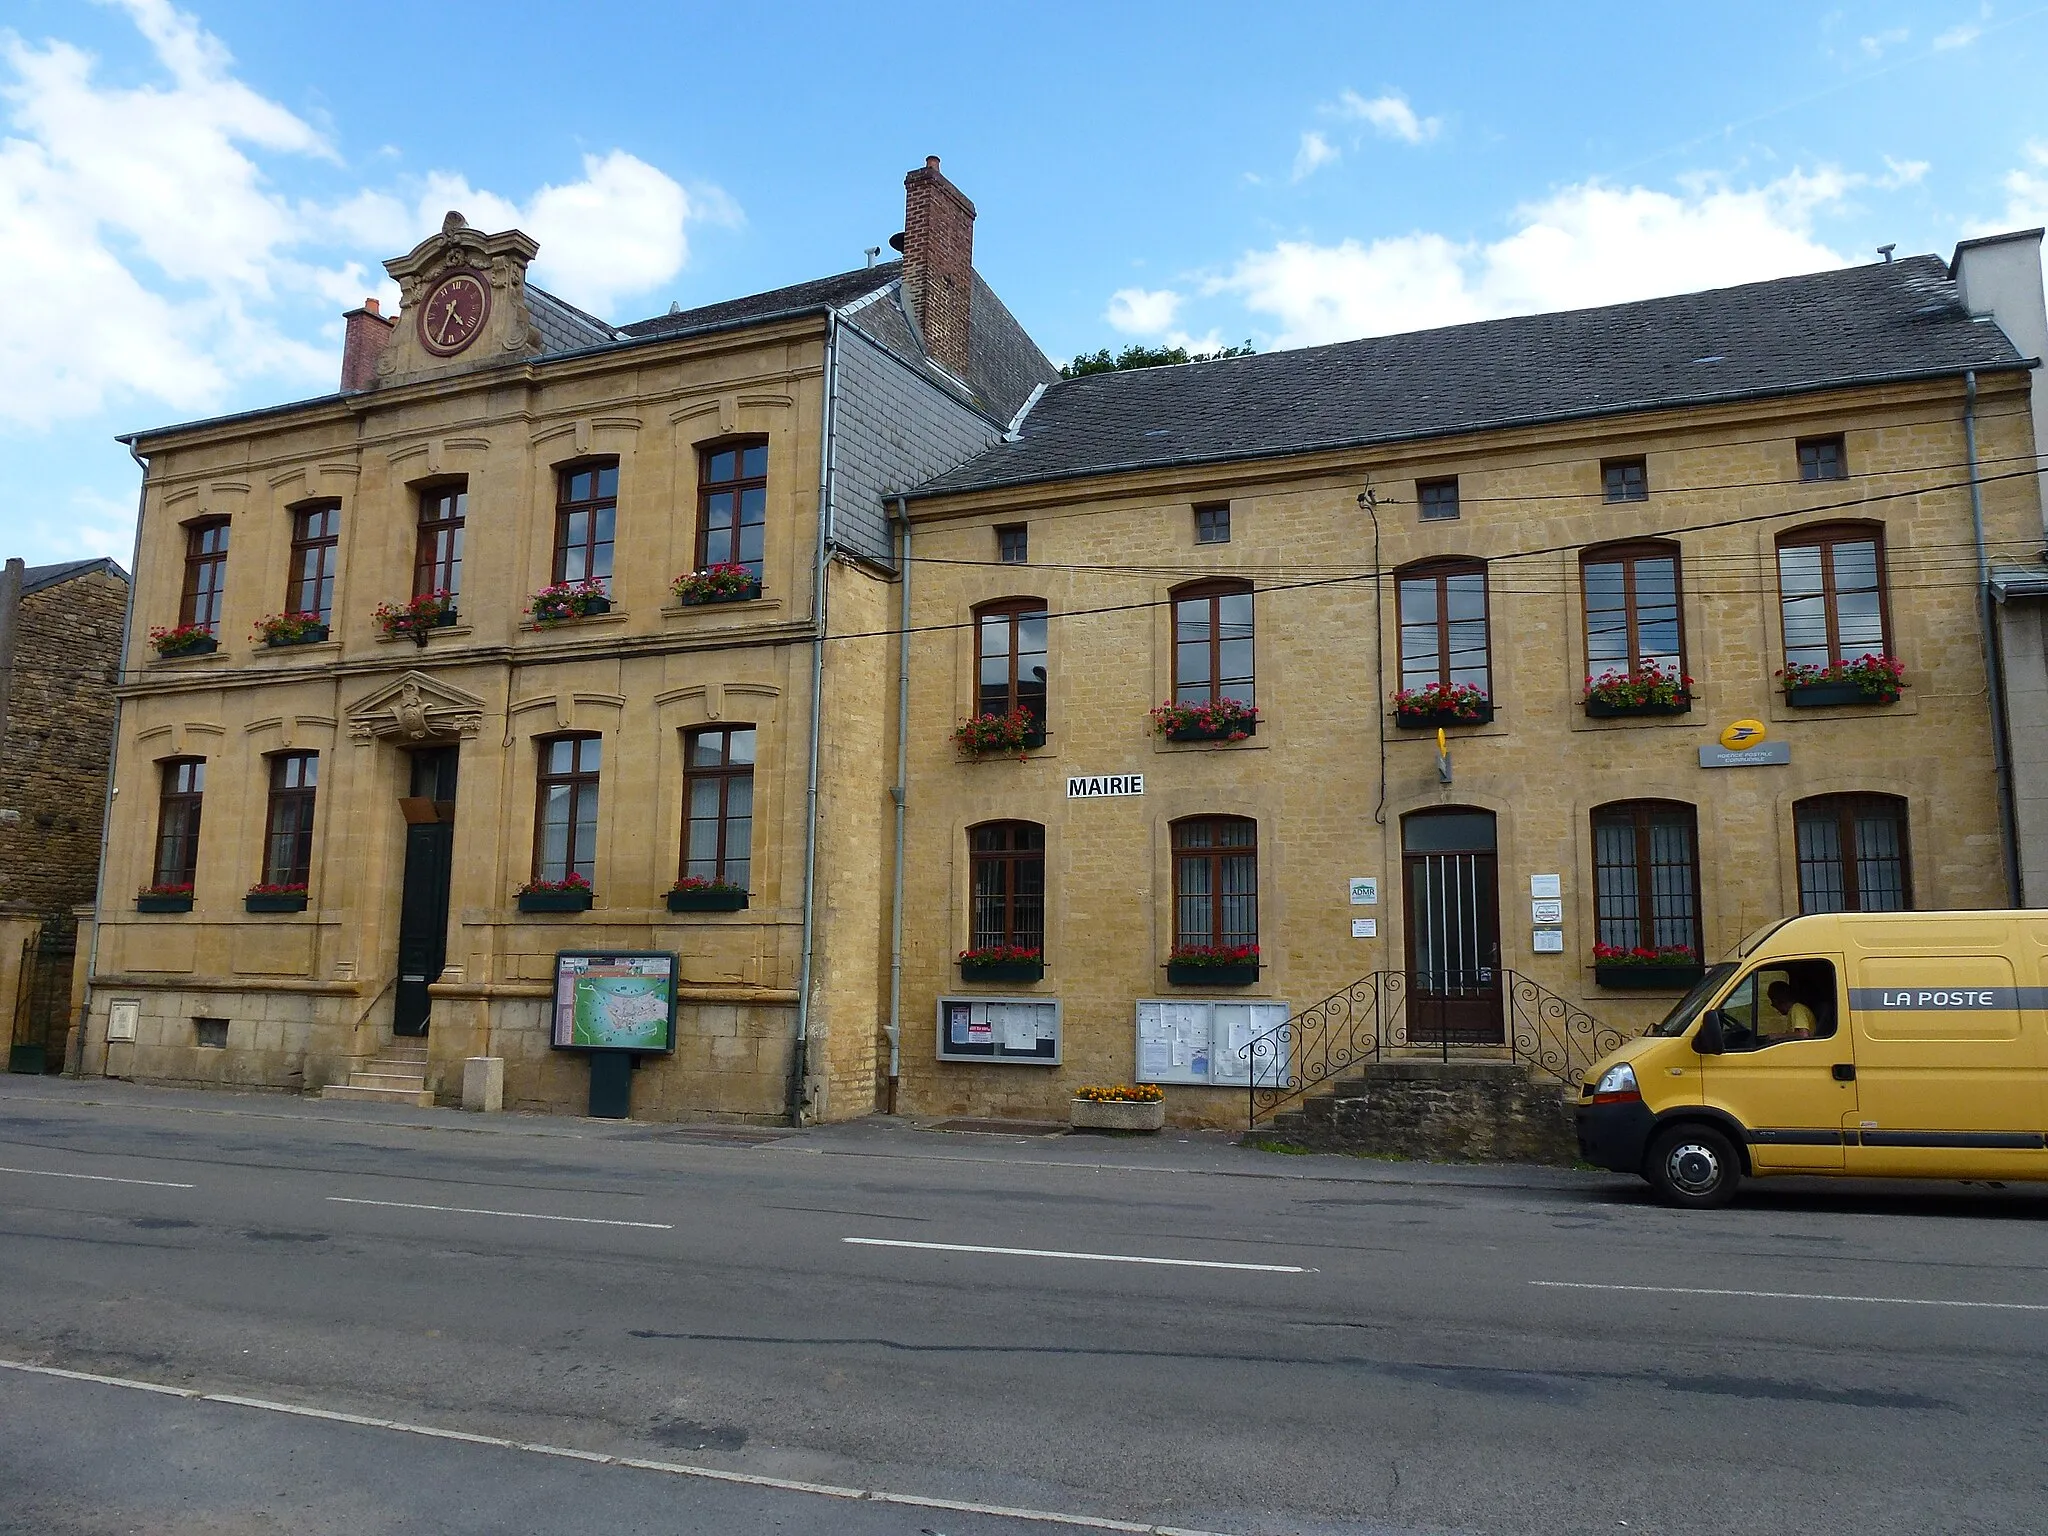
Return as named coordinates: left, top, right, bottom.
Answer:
left=1266, top=1061, right=1577, bottom=1165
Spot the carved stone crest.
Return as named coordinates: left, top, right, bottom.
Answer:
left=346, top=671, right=486, bottom=744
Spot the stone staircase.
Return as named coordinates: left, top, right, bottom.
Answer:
left=1257, top=1055, right=1576, bottom=1165
left=320, top=1042, right=435, bottom=1106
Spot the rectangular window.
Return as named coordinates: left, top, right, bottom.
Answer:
left=180, top=521, right=230, bottom=634
left=534, top=735, right=601, bottom=884
left=1397, top=563, right=1491, bottom=693
left=1796, top=795, right=1910, bottom=913
left=996, top=524, right=1029, bottom=564
left=697, top=442, right=767, bottom=578
left=976, top=601, right=1049, bottom=726
left=153, top=758, right=205, bottom=888
left=1172, top=817, right=1258, bottom=950
left=1602, top=458, right=1648, bottom=503
left=1171, top=583, right=1254, bottom=706
left=683, top=726, right=755, bottom=889
left=1582, top=543, right=1684, bottom=676
left=1798, top=436, right=1847, bottom=482
left=969, top=822, right=1045, bottom=951
left=1417, top=478, right=1460, bottom=521
left=286, top=504, right=339, bottom=623
left=1591, top=802, right=1701, bottom=955
left=261, top=753, right=318, bottom=888
left=554, top=462, right=618, bottom=590
left=1777, top=525, right=1890, bottom=668
left=414, top=485, right=466, bottom=599
left=1194, top=504, right=1231, bottom=544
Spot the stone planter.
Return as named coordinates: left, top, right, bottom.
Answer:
left=1583, top=695, right=1690, bottom=718
left=264, top=625, right=329, bottom=648
left=1595, top=963, right=1705, bottom=990
left=1784, top=682, right=1891, bottom=708
left=667, top=889, right=748, bottom=912
left=1395, top=703, right=1494, bottom=729
left=1070, top=1098, right=1165, bottom=1133
left=1165, top=719, right=1257, bottom=743
left=1166, top=962, right=1259, bottom=987
left=135, top=894, right=193, bottom=913
left=244, top=893, right=308, bottom=913
left=679, top=581, right=762, bottom=607
left=156, top=636, right=218, bottom=659
left=959, top=959, right=1045, bottom=983
left=518, top=889, right=593, bottom=913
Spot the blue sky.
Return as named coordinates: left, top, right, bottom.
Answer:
left=3, top=0, right=2045, bottom=566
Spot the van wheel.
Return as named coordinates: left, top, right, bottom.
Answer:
left=1646, top=1124, right=1740, bottom=1209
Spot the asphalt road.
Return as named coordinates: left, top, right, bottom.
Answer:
left=2, top=1077, right=2045, bottom=1536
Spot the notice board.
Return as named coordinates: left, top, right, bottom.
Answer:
left=936, top=997, right=1062, bottom=1064
left=1135, top=999, right=1291, bottom=1087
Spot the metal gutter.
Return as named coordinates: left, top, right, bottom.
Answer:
left=885, top=497, right=912, bottom=1111
left=1965, top=370, right=2025, bottom=905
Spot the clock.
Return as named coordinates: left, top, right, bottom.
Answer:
left=417, top=270, right=491, bottom=357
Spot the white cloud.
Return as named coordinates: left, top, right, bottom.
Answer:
left=1105, top=286, right=1183, bottom=335
left=1984, top=140, right=2048, bottom=230
left=1859, top=26, right=1910, bottom=58
left=1933, top=22, right=1982, bottom=49
left=1335, top=90, right=1440, bottom=146
left=1877, top=156, right=1929, bottom=188
left=1292, top=130, right=1339, bottom=181
left=1211, top=169, right=1855, bottom=348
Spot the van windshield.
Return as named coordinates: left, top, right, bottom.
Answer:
left=1649, top=963, right=1736, bottom=1036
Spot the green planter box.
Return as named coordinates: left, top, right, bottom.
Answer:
left=1395, top=703, right=1494, bottom=729
left=959, top=959, right=1045, bottom=983
left=156, top=636, right=218, bottom=658
left=679, top=581, right=763, bottom=607
left=1165, top=719, right=1257, bottom=743
left=1785, top=682, right=1891, bottom=708
left=265, top=625, right=329, bottom=648
left=518, top=889, right=593, bottom=913
left=667, top=889, right=748, bottom=912
left=8, top=1044, right=47, bottom=1075
left=537, top=597, right=610, bottom=625
left=1166, top=962, right=1259, bottom=987
left=244, top=893, right=308, bottom=913
left=1595, top=963, right=1705, bottom=990
left=1584, top=696, right=1690, bottom=718
left=135, top=894, right=193, bottom=913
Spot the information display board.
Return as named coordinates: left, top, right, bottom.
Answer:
left=1136, top=999, right=1291, bottom=1087
left=936, top=997, right=1061, bottom=1064
left=550, top=952, right=679, bottom=1053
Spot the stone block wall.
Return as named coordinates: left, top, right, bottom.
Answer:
left=1267, top=1061, right=1578, bottom=1165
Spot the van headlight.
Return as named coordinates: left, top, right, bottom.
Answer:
left=1591, top=1063, right=1640, bottom=1103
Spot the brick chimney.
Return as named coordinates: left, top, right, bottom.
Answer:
left=340, top=297, right=396, bottom=393
left=900, top=156, right=975, bottom=379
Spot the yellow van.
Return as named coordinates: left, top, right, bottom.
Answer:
left=1576, top=910, right=2048, bottom=1207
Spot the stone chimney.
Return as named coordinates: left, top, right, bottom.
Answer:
left=340, top=297, right=396, bottom=393
left=900, top=156, right=975, bottom=379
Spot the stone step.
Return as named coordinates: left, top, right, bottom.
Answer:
left=320, top=1083, right=435, bottom=1107
left=349, top=1071, right=429, bottom=1092
left=370, top=1051, right=430, bottom=1065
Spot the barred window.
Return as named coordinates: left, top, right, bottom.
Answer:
left=1796, top=794, right=1911, bottom=913
left=969, top=822, right=1045, bottom=951
left=1172, top=816, right=1257, bottom=949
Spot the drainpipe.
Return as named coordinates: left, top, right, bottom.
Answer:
left=885, top=496, right=912, bottom=1112
left=1964, top=371, right=2024, bottom=907
left=81, top=441, right=147, bottom=1074
left=791, top=311, right=841, bottom=1124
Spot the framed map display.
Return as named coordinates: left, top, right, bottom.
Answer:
left=550, top=952, right=679, bottom=1053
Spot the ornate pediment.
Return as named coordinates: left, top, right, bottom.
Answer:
left=346, top=671, right=487, bottom=743
left=373, top=211, right=544, bottom=386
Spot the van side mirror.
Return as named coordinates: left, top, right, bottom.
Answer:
left=1693, top=1013, right=1725, bottom=1055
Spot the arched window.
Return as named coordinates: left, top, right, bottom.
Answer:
left=1795, top=794, right=1911, bottom=912
left=261, top=752, right=319, bottom=888
left=1777, top=522, right=1890, bottom=669
left=553, top=460, right=618, bottom=592
left=697, top=439, right=767, bottom=579
left=975, top=599, right=1049, bottom=728
left=286, top=502, right=340, bottom=623
left=533, top=734, right=601, bottom=884
left=683, top=726, right=755, bottom=889
left=1170, top=581, right=1254, bottom=707
left=1172, top=816, right=1258, bottom=950
left=1591, top=801, right=1701, bottom=957
left=1396, top=559, right=1490, bottom=694
left=969, top=822, right=1044, bottom=952
left=1581, top=541, right=1684, bottom=678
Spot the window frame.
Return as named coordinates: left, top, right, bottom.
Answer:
left=1417, top=477, right=1460, bottom=521
left=973, top=597, right=1050, bottom=726
left=532, top=733, right=602, bottom=885
left=153, top=757, right=205, bottom=888
left=1169, top=579, right=1255, bottom=707
left=1797, top=435, right=1848, bottom=482
left=179, top=519, right=230, bottom=634
left=1193, top=503, right=1231, bottom=544
left=1395, top=558, right=1492, bottom=694
left=1590, top=799, right=1703, bottom=957
left=1601, top=457, right=1649, bottom=503
left=413, top=482, right=466, bottom=600
left=285, top=502, right=339, bottom=623
left=681, top=725, right=756, bottom=888
left=1579, top=539, right=1687, bottom=678
left=968, top=820, right=1046, bottom=952
left=1170, top=815, right=1259, bottom=951
left=996, top=524, right=1029, bottom=564
left=261, top=752, right=318, bottom=888
left=1775, top=520, right=1893, bottom=668
left=695, top=438, right=768, bottom=578
left=1794, top=793, right=1913, bottom=913
left=552, top=459, right=618, bottom=591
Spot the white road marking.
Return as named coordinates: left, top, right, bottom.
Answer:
left=324, top=1197, right=670, bottom=1230
left=0, top=1357, right=1229, bottom=1535
left=0, top=1165, right=194, bottom=1189
left=844, top=1236, right=1309, bottom=1273
left=1532, top=1280, right=2048, bottom=1312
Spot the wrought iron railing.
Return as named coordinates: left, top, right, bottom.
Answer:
left=1242, top=970, right=1626, bottom=1128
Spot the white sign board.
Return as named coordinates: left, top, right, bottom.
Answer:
left=1532, top=928, right=1565, bottom=953
left=1530, top=898, right=1563, bottom=925
left=1137, top=999, right=1291, bottom=1087
left=1067, top=774, right=1144, bottom=798
left=1530, top=874, right=1562, bottom=900
left=1351, top=918, right=1378, bottom=939
left=1348, top=877, right=1379, bottom=906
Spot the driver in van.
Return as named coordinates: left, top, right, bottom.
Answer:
left=1765, top=980, right=1818, bottom=1042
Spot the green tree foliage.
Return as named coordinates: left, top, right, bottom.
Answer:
left=1060, top=340, right=1255, bottom=378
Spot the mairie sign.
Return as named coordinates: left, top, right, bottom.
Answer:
left=1067, top=774, right=1144, bottom=798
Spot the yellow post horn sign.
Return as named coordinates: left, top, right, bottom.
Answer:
left=1436, top=726, right=1452, bottom=784
left=1719, top=719, right=1768, bottom=751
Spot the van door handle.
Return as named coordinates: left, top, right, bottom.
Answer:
left=1832, top=1063, right=1856, bottom=1082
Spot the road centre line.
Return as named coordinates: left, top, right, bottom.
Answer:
left=1532, top=1280, right=2048, bottom=1312
left=0, top=1165, right=194, bottom=1189
left=844, top=1236, right=1310, bottom=1273
left=324, top=1197, right=670, bottom=1230
left=0, top=1358, right=1230, bottom=1536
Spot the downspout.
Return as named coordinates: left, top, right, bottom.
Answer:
left=81, top=441, right=147, bottom=1074
left=885, top=495, right=912, bottom=1112
left=1964, top=372, right=2024, bottom=907
left=791, top=310, right=841, bottom=1124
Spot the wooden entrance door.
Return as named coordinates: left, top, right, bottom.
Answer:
left=394, top=748, right=458, bottom=1038
left=1402, top=809, right=1503, bottom=1044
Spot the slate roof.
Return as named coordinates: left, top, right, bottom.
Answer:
left=908, top=255, right=2029, bottom=500
left=529, top=286, right=618, bottom=354
left=20, top=557, right=129, bottom=594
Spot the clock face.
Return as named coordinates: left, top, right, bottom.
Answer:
left=417, top=271, right=491, bottom=357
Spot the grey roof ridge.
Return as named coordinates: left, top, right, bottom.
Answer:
left=835, top=277, right=900, bottom=318
left=905, top=357, right=2034, bottom=501
left=21, top=556, right=130, bottom=592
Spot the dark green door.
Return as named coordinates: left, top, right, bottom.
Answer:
left=394, top=748, right=458, bottom=1038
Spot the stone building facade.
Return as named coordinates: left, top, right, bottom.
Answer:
left=83, top=159, right=1054, bottom=1121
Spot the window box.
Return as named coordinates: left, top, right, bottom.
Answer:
left=1166, top=717, right=1258, bottom=743
left=136, top=893, right=193, bottom=913
left=529, top=579, right=611, bottom=627
left=264, top=624, right=329, bottom=648
left=667, top=888, right=748, bottom=913
left=960, top=958, right=1045, bottom=984
left=518, top=888, right=593, bottom=913
left=1395, top=703, right=1494, bottom=730
left=1584, top=696, right=1690, bottom=719
left=1070, top=1097, right=1165, bottom=1133
left=1595, top=963, right=1705, bottom=990
left=244, top=892, right=308, bottom=913
left=1784, top=681, right=1887, bottom=709
left=1166, top=961, right=1259, bottom=987
left=1150, top=698, right=1258, bottom=743
left=673, top=564, right=763, bottom=607
left=150, top=631, right=218, bottom=658
left=375, top=592, right=458, bottom=645
left=953, top=707, right=1045, bottom=757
